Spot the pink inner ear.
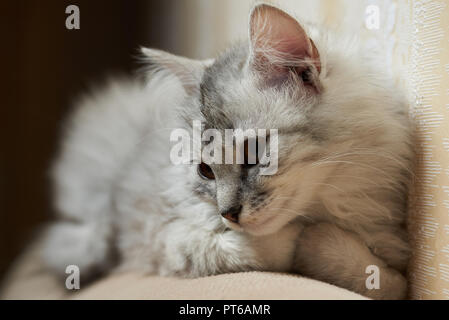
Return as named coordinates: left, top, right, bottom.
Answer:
left=250, top=4, right=320, bottom=74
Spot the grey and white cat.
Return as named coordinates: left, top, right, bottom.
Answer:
left=43, top=4, right=414, bottom=299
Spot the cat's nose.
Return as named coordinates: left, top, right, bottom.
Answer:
left=221, top=205, right=242, bottom=223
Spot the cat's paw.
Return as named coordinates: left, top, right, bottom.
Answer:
left=294, top=223, right=408, bottom=299
left=42, top=222, right=114, bottom=280
left=367, top=268, right=408, bottom=300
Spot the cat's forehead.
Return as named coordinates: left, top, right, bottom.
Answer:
left=199, top=43, right=249, bottom=129
left=198, top=42, right=308, bottom=132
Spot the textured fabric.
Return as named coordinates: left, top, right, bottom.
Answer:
left=406, top=0, right=449, bottom=300
left=0, top=240, right=366, bottom=300
left=73, top=272, right=367, bottom=300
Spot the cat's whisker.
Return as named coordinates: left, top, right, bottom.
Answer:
left=310, top=148, right=417, bottom=180
left=310, top=159, right=393, bottom=178
left=265, top=207, right=314, bottom=222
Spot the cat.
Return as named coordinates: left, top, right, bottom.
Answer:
left=43, top=3, right=414, bottom=299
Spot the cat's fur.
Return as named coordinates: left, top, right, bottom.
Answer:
left=43, top=4, right=414, bottom=299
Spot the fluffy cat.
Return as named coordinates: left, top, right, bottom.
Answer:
left=43, top=4, right=414, bottom=299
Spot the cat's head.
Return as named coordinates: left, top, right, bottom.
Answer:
left=142, top=4, right=410, bottom=236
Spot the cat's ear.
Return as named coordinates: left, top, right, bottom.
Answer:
left=141, top=48, right=211, bottom=95
left=248, top=4, right=321, bottom=89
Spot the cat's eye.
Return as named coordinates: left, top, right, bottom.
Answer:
left=198, top=162, right=215, bottom=180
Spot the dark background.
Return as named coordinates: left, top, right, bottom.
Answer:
left=0, top=0, right=176, bottom=282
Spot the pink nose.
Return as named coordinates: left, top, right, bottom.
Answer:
left=221, top=205, right=242, bottom=223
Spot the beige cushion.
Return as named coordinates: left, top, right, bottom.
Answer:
left=0, top=240, right=367, bottom=300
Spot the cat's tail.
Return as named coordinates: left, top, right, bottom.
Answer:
left=42, top=221, right=114, bottom=281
